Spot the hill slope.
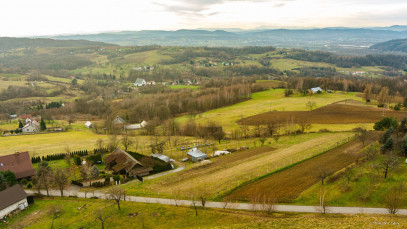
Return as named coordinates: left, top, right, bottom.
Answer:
left=0, top=37, right=116, bottom=52
left=370, top=38, right=407, bottom=52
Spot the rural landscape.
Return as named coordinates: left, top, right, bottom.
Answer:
left=2, top=0, right=407, bottom=228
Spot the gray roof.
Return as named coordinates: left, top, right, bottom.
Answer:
left=0, top=184, right=27, bottom=211
left=113, top=116, right=125, bottom=124
left=151, top=153, right=170, bottom=163
left=187, top=148, right=207, bottom=158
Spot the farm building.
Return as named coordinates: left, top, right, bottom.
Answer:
left=0, top=185, right=28, bottom=218
left=146, top=81, right=156, bottom=85
left=212, top=150, right=231, bottom=157
left=134, top=78, right=146, bottom=87
left=104, top=148, right=153, bottom=177
left=151, top=153, right=171, bottom=163
left=187, top=147, right=207, bottom=162
left=310, top=87, right=322, bottom=93
left=85, top=121, right=93, bottom=128
left=0, top=152, right=35, bottom=179
left=112, top=116, right=125, bottom=125
left=22, top=121, right=39, bottom=133
left=124, top=121, right=147, bottom=130
left=9, top=114, right=17, bottom=119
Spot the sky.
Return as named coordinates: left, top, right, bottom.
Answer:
left=1, top=0, right=407, bottom=36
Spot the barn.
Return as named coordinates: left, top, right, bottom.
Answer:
left=187, top=147, right=207, bottom=162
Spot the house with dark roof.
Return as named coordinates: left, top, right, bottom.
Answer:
left=104, top=148, right=152, bottom=177
left=0, top=185, right=28, bottom=218
left=0, top=152, right=35, bottom=179
left=187, top=147, right=207, bottom=162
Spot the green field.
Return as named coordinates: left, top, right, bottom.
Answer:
left=169, top=85, right=200, bottom=90
left=176, top=89, right=364, bottom=131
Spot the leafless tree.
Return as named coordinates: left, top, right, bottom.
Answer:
left=298, top=119, right=312, bottom=133
left=306, top=101, right=316, bottom=111
left=261, top=194, right=276, bottom=214
left=95, top=208, right=113, bottom=229
left=121, top=133, right=133, bottom=151
left=107, top=187, right=126, bottom=210
left=384, top=185, right=405, bottom=214
left=107, top=135, right=119, bottom=151
left=81, top=164, right=99, bottom=186
left=374, top=151, right=400, bottom=179
left=259, top=137, right=267, bottom=146
left=48, top=206, right=62, bottom=229
left=96, top=139, right=104, bottom=149
left=188, top=190, right=199, bottom=216
left=354, top=126, right=368, bottom=147
left=53, top=167, right=69, bottom=197
left=317, top=167, right=330, bottom=185
left=318, top=184, right=328, bottom=214
left=35, top=164, right=53, bottom=196
left=344, top=167, right=354, bottom=185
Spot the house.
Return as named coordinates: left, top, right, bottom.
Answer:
left=112, top=116, right=125, bottom=125
left=104, top=148, right=153, bottom=177
left=0, top=185, right=28, bottom=218
left=22, top=121, right=40, bottom=133
left=151, top=153, right=171, bottom=163
left=310, top=87, right=322, bottom=93
left=9, top=114, right=17, bottom=119
left=187, top=147, right=207, bottom=162
left=146, top=81, right=156, bottom=85
left=212, top=150, right=231, bottom=157
left=134, top=78, right=146, bottom=87
left=124, top=121, right=147, bottom=130
left=85, top=121, right=93, bottom=128
left=0, top=152, right=35, bottom=180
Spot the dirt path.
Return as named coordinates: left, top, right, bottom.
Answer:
left=226, top=131, right=381, bottom=202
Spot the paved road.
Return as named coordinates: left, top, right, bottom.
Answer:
left=25, top=189, right=407, bottom=215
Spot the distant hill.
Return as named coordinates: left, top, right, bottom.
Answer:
left=48, top=27, right=407, bottom=54
left=370, top=38, right=407, bottom=52
left=0, top=37, right=116, bottom=52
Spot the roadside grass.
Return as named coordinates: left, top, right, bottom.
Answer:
left=122, top=132, right=353, bottom=199
left=294, top=151, right=407, bottom=208
left=2, top=198, right=261, bottom=229
left=176, top=89, right=363, bottom=131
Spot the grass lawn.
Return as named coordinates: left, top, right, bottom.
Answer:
left=3, top=198, right=262, bottom=229
left=293, top=144, right=407, bottom=208
left=122, top=132, right=353, bottom=199
left=176, top=89, right=363, bottom=131
left=5, top=198, right=407, bottom=228
left=169, top=85, right=200, bottom=90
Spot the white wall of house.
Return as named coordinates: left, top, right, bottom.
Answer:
left=0, top=199, right=28, bottom=218
left=22, top=125, right=39, bottom=133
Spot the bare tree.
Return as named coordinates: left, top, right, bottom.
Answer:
left=48, top=206, right=62, bottom=229
left=319, top=184, right=328, bottom=214
left=107, top=187, right=126, bottom=210
left=354, top=126, right=368, bottom=147
left=344, top=167, right=354, bottom=185
left=53, top=167, right=69, bottom=197
left=107, top=135, right=119, bottom=151
left=298, top=119, right=312, bottom=133
left=95, top=208, right=113, bottom=229
left=259, top=137, right=267, bottom=146
left=96, top=139, right=104, bottom=149
left=261, top=194, right=276, bottom=214
left=35, top=163, right=53, bottom=196
left=306, top=101, right=316, bottom=111
left=81, top=164, right=99, bottom=186
left=384, top=185, right=405, bottom=214
left=121, top=133, right=133, bottom=151
left=188, top=190, right=199, bottom=216
left=374, top=151, right=400, bottom=179
left=317, top=167, right=330, bottom=185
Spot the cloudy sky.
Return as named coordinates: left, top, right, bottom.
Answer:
left=1, top=0, right=407, bottom=36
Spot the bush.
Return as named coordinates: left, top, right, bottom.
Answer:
left=71, top=180, right=83, bottom=187
left=74, top=156, right=82, bottom=166
left=86, top=154, right=102, bottom=164
left=26, top=183, right=32, bottom=189
left=113, top=175, right=120, bottom=182
left=374, top=117, right=398, bottom=131
left=91, top=181, right=105, bottom=188
left=20, top=178, right=28, bottom=185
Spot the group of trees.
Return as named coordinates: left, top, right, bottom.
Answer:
left=33, top=161, right=69, bottom=196
left=0, top=171, right=17, bottom=191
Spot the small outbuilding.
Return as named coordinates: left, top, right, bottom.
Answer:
left=310, top=87, right=322, bottom=93
left=187, top=147, right=207, bottom=162
left=151, top=153, right=171, bottom=163
left=112, top=116, right=125, bottom=125
left=0, top=185, right=28, bottom=218
left=85, top=121, right=93, bottom=128
left=212, top=150, right=231, bottom=157
left=124, top=121, right=147, bottom=130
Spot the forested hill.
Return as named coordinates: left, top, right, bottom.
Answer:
left=370, top=38, right=407, bottom=53
left=0, top=37, right=116, bottom=52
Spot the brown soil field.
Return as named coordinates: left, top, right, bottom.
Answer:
left=238, top=100, right=407, bottom=125
left=225, top=131, right=381, bottom=202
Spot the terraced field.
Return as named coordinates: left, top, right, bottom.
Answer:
left=226, top=131, right=381, bottom=202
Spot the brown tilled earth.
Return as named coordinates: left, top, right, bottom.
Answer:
left=226, top=131, right=381, bottom=202
left=238, top=100, right=407, bottom=125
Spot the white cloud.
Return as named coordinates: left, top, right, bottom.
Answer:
left=0, top=0, right=406, bottom=36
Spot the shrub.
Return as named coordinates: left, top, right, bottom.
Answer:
left=113, top=175, right=120, bottom=182
left=26, top=183, right=32, bottom=189
left=74, top=156, right=82, bottom=166
left=374, top=117, right=398, bottom=130
left=20, top=178, right=28, bottom=185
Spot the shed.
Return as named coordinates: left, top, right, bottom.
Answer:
left=187, top=147, right=207, bottom=162
left=85, top=121, right=93, bottom=128
left=0, top=152, right=35, bottom=179
left=0, top=185, right=28, bottom=218
left=112, top=116, right=125, bottom=125
left=151, top=153, right=171, bottom=163
left=212, top=150, right=231, bottom=157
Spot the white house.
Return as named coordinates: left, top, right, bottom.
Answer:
left=134, top=78, right=146, bottom=87
left=22, top=121, right=40, bottom=133
left=310, top=87, right=322, bottom=93
left=146, top=81, right=156, bottom=85
left=0, top=185, right=28, bottom=218
left=9, top=114, right=17, bottom=119
left=85, top=121, right=93, bottom=128
left=212, top=150, right=231, bottom=157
